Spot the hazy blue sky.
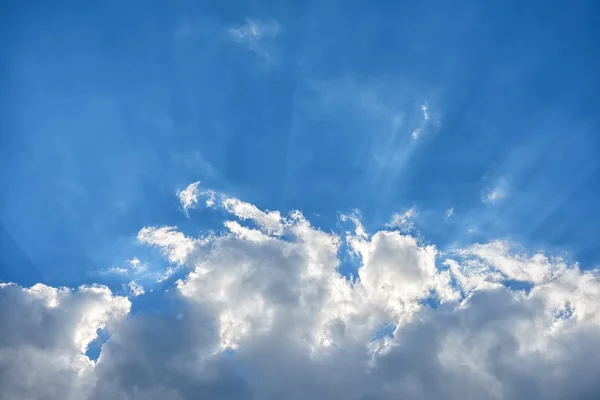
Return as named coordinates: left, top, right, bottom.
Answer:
left=1, top=1, right=599, bottom=399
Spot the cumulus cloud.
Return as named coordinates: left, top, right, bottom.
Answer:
left=2, top=189, right=600, bottom=399
left=0, top=283, right=130, bottom=399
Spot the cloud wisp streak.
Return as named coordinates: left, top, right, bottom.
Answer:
left=228, top=19, right=281, bottom=68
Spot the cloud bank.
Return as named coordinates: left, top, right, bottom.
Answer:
left=2, top=185, right=600, bottom=399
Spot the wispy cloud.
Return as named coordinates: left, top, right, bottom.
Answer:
left=481, top=178, right=509, bottom=204
left=228, top=19, right=280, bottom=67
left=411, top=102, right=435, bottom=141
left=420, top=104, right=429, bottom=120
left=178, top=181, right=201, bottom=216
left=411, top=128, right=421, bottom=140
left=106, top=266, right=128, bottom=275
left=128, top=257, right=147, bottom=272
left=387, top=207, right=417, bottom=232
left=128, top=281, right=145, bottom=297
left=104, top=257, right=147, bottom=277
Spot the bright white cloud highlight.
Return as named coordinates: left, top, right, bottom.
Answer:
left=2, top=188, right=600, bottom=400
left=137, top=226, right=199, bottom=265
left=178, top=181, right=201, bottom=215
left=387, top=207, right=416, bottom=232
left=128, top=281, right=145, bottom=297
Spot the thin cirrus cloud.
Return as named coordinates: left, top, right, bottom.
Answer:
left=2, top=182, right=599, bottom=399
left=228, top=19, right=280, bottom=67
left=420, top=104, right=429, bottom=120
left=482, top=178, right=509, bottom=204
left=178, top=181, right=201, bottom=216
left=412, top=103, right=434, bottom=141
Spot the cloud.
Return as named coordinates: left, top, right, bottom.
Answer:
left=137, top=226, right=200, bottom=265
left=228, top=19, right=280, bottom=67
left=101, top=257, right=148, bottom=276
left=386, top=207, right=416, bottom=232
left=482, top=178, right=509, bottom=204
left=128, top=281, right=145, bottom=297
left=178, top=181, right=201, bottom=216
left=128, top=257, right=147, bottom=272
left=411, top=103, right=435, bottom=141
left=105, top=266, right=128, bottom=275
left=420, top=104, right=429, bottom=120
left=0, top=283, right=129, bottom=399
left=2, top=190, right=600, bottom=399
left=446, top=207, right=454, bottom=219
left=482, top=188, right=506, bottom=203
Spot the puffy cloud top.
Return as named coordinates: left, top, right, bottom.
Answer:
left=2, top=187, right=600, bottom=399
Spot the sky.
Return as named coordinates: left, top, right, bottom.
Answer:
left=1, top=1, right=600, bottom=399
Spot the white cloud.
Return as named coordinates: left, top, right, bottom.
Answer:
left=446, top=207, right=454, bottom=219
left=2, top=191, right=600, bottom=399
left=137, top=226, right=199, bottom=265
left=128, top=281, right=145, bottom=297
left=128, top=257, right=146, bottom=272
left=178, top=181, right=201, bottom=215
left=411, top=128, right=420, bottom=140
left=420, top=104, right=429, bottom=120
left=0, top=283, right=129, bottom=399
left=386, top=207, right=416, bottom=232
left=106, top=266, right=128, bottom=275
left=221, top=197, right=283, bottom=236
left=410, top=103, right=434, bottom=140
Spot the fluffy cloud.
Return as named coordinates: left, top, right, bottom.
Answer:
left=128, top=281, right=145, bottom=297
left=178, top=181, right=201, bottom=216
left=386, top=207, right=416, bottom=232
left=0, top=283, right=130, bottom=399
left=2, top=187, right=600, bottom=399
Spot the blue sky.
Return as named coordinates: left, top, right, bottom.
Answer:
left=2, top=0, right=598, bottom=289
left=2, top=1, right=600, bottom=399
